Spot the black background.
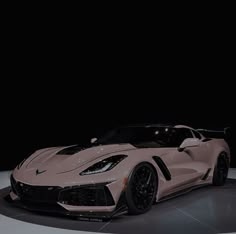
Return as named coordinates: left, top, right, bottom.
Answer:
left=1, top=60, right=234, bottom=170
left=1, top=14, right=235, bottom=170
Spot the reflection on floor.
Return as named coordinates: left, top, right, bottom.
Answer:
left=0, top=170, right=11, bottom=190
left=0, top=169, right=236, bottom=234
left=228, top=168, right=236, bottom=179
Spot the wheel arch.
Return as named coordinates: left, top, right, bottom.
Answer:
left=212, top=150, right=230, bottom=186
left=216, top=151, right=230, bottom=167
left=127, top=161, right=159, bottom=186
left=209, top=139, right=231, bottom=167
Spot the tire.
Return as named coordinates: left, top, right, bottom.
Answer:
left=212, top=152, right=229, bottom=186
left=126, top=162, right=158, bottom=215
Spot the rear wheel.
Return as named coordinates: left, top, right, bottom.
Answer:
left=126, top=163, right=157, bottom=215
left=212, top=152, right=229, bottom=186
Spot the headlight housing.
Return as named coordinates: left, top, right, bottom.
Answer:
left=80, top=154, right=127, bottom=176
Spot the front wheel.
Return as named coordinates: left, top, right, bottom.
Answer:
left=212, top=152, right=229, bottom=186
left=126, top=163, right=157, bottom=215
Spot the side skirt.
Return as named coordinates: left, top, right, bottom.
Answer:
left=157, top=183, right=210, bottom=203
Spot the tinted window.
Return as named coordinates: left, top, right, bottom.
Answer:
left=169, top=128, right=193, bottom=146
left=192, top=130, right=201, bottom=139
left=95, top=126, right=175, bottom=147
left=94, top=127, right=194, bottom=148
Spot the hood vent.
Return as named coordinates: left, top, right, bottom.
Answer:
left=56, top=145, right=85, bottom=155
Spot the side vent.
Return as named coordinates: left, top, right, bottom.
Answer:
left=202, top=138, right=212, bottom=142
left=202, top=168, right=211, bottom=180
left=152, top=156, right=171, bottom=181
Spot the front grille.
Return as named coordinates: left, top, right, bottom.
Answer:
left=10, top=175, right=114, bottom=206
left=10, top=175, right=61, bottom=204
left=59, top=184, right=115, bottom=206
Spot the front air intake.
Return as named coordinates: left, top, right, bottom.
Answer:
left=59, top=184, right=115, bottom=206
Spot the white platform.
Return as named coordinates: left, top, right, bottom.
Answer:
left=0, top=169, right=236, bottom=234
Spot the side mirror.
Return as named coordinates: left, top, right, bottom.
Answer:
left=90, top=137, right=97, bottom=144
left=178, top=138, right=200, bottom=152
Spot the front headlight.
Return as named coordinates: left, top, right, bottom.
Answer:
left=80, top=154, right=127, bottom=176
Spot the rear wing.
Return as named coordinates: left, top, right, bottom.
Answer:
left=197, top=127, right=231, bottom=139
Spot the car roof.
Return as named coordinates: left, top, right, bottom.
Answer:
left=120, top=124, right=194, bottom=129
left=174, top=125, right=194, bottom=130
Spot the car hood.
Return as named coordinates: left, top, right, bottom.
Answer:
left=20, top=144, right=136, bottom=174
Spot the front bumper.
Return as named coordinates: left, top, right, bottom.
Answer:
left=9, top=175, right=127, bottom=219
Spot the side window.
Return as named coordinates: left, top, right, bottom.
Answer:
left=170, top=128, right=193, bottom=147
left=180, top=128, right=193, bottom=140
left=192, top=130, right=201, bottom=139
left=183, top=129, right=194, bottom=139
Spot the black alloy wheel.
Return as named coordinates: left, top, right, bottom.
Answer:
left=126, top=163, right=157, bottom=215
left=213, top=152, right=229, bottom=186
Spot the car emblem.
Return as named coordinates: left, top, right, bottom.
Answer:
left=36, top=169, right=47, bottom=175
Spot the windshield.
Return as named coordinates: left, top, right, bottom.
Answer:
left=94, top=126, right=178, bottom=147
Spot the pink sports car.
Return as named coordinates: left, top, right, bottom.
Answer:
left=9, top=124, right=230, bottom=219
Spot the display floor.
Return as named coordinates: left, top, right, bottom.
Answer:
left=1, top=169, right=236, bottom=234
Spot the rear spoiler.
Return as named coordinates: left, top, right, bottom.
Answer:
left=197, top=127, right=231, bottom=139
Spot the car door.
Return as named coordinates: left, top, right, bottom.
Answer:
left=187, top=129, right=212, bottom=175
left=160, top=128, right=208, bottom=192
